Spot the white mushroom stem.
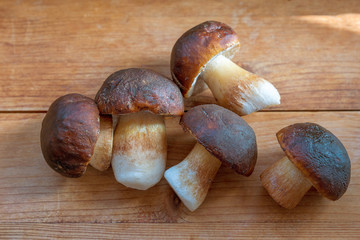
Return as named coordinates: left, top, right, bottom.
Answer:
left=200, top=54, right=281, bottom=116
left=112, top=111, right=167, bottom=190
left=90, top=115, right=113, bottom=171
left=260, top=156, right=312, bottom=209
left=164, top=142, right=221, bottom=211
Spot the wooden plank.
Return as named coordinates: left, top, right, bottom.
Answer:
left=1, top=222, right=360, bottom=239
left=0, top=0, right=359, bottom=111
left=0, top=112, right=358, bottom=224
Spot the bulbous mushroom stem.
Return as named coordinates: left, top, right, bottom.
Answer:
left=112, top=111, right=167, bottom=190
left=260, top=156, right=312, bottom=209
left=89, top=115, right=113, bottom=171
left=201, top=54, right=281, bottom=116
left=164, top=142, right=221, bottom=211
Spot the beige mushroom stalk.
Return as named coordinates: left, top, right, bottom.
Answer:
left=40, top=93, right=113, bottom=178
left=112, top=111, right=166, bottom=190
left=171, top=21, right=280, bottom=116
left=165, top=104, right=257, bottom=211
left=96, top=68, right=184, bottom=190
left=89, top=115, right=113, bottom=171
left=261, top=123, right=351, bottom=209
left=165, top=142, right=221, bottom=211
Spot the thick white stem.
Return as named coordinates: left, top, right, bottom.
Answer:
left=112, top=112, right=167, bottom=190
left=164, top=143, right=221, bottom=211
left=201, top=54, right=281, bottom=115
left=260, top=156, right=312, bottom=209
left=90, top=115, right=113, bottom=171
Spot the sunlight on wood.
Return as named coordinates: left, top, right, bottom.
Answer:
left=295, top=14, right=360, bottom=33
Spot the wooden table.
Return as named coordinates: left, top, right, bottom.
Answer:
left=1, top=0, right=359, bottom=239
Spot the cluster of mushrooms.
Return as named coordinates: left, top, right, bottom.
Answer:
left=40, top=21, right=351, bottom=212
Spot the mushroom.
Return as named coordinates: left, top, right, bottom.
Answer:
left=164, top=104, right=257, bottom=211
left=40, top=93, right=113, bottom=177
left=89, top=115, right=113, bottom=171
left=95, top=68, right=184, bottom=190
left=260, top=123, right=351, bottom=209
left=171, top=20, right=280, bottom=116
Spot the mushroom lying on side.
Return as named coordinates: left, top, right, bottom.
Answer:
left=171, top=21, right=280, bottom=116
left=260, top=123, right=351, bottom=209
left=164, top=104, right=257, bottom=211
left=40, top=93, right=113, bottom=177
left=96, top=68, right=184, bottom=190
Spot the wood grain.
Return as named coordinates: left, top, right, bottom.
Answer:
left=1, top=0, right=360, bottom=238
left=1, top=222, right=360, bottom=239
left=0, top=0, right=359, bottom=111
left=0, top=112, right=358, bottom=225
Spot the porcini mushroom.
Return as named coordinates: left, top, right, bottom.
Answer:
left=164, top=104, right=257, bottom=211
left=89, top=115, right=113, bottom=171
left=95, top=68, right=184, bottom=190
left=40, top=93, right=113, bottom=177
left=260, top=123, right=351, bottom=209
left=171, top=21, right=280, bottom=116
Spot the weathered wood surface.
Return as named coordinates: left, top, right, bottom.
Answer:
left=1, top=222, right=360, bottom=240
left=0, top=0, right=359, bottom=239
left=0, top=0, right=359, bottom=111
left=0, top=113, right=358, bottom=225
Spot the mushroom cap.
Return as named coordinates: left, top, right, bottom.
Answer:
left=40, top=93, right=100, bottom=178
left=95, top=68, right=184, bottom=116
left=277, top=122, right=351, bottom=200
left=171, top=21, right=240, bottom=98
left=180, top=104, right=257, bottom=176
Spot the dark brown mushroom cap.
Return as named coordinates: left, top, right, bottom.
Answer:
left=277, top=123, right=351, bottom=200
left=180, top=104, right=257, bottom=176
left=171, top=21, right=240, bottom=98
left=40, top=94, right=100, bottom=178
left=95, top=68, right=184, bottom=116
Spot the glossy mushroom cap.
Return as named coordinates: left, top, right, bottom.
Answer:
left=180, top=104, right=257, bottom=176
left=171, top=21, right=240, bottom=97
left=40, top=94, right=100, bottom=178
left=95, top=68, right=184, bottom=116
left=277, top=122, right=351, bottom=200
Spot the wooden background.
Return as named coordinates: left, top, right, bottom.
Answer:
left=0, top=0, right=359, bottom=239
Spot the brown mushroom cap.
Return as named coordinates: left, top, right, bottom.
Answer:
left=95, top=68, right=184, bottom=116
left=171, top=21, right=240, bottom=97
left=180, top=104, right=257, bottom=176
left=277, top=123, right=351, bottom=200
left=40, top=94, right=100, bottom=178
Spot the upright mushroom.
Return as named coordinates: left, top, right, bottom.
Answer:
left=260, top=123, right=351, bottom=209
left=96, top=68, right=184, bottom=190
left=40, top=93, right=113, bottom=177
left=164, top=104, right=257, bottom=211
left=171, top=21, right=280, bottom=116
